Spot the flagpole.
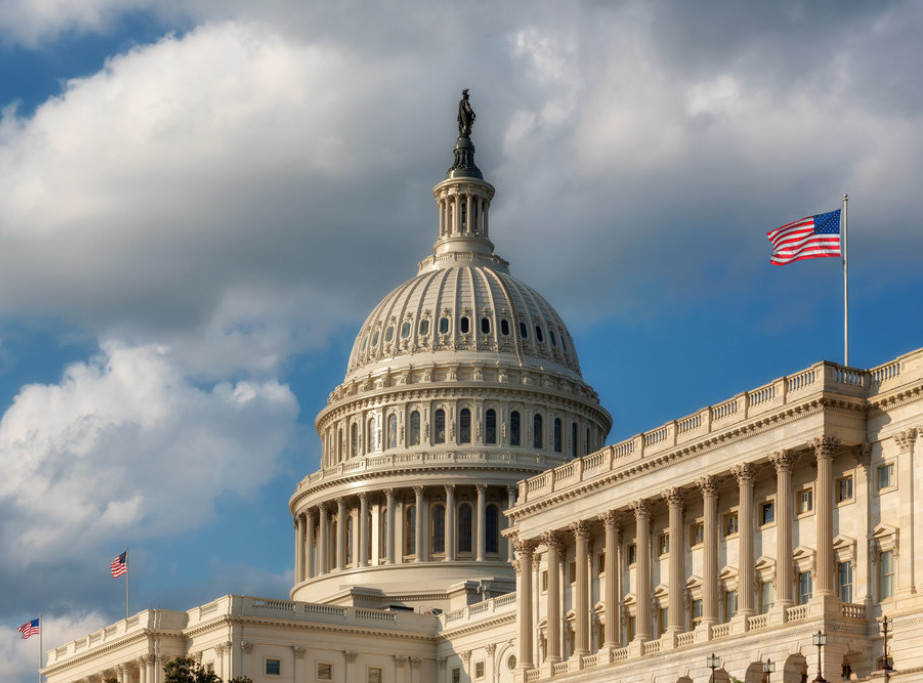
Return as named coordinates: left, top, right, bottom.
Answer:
left=38, top=613, right=42, bottom=683
left=843, top=193, right=849, bottom=366
left=126, top=547, right=130, bottom=620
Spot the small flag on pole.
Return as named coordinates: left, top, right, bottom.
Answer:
left=767, top=209, right=842, bottom=265
left=17, top=618, right=39, bottom=639
left=111, top=551, right=128, bottom=578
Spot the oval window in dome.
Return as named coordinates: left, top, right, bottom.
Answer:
left=550, top=329, right=557, bottom=347
left=561, top=336, right=567, bottom=352
left=419, top=319, right=430, bottom=336
left=372, top=331, right=380, bottom=346
left=535, top=326, right=544, bottom=343
left=439, top=317, right=450, bottom=334
left=460, top=316, right=470, bottom=334
left=500, top=319, right=510, bottom=336
left=480, top=317, right=490, bottom=334
left=401, top=322, right=411, bottom=338
left=519, top=322, right=528, bottom=339
left=362, top=335, right=368, bottom=351
left=385, top=326, right=394, bottom=342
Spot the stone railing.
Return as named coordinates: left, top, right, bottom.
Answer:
left=710, top=623, right=731, bottom=639
left=642, top=640, right=661, bottom=655
left=46, top=610, right=188, bottom=665
left=676, top=631, right=696, bottom=647
left=551, top=661, right=570, bottom=676
left=581, top=653, right=598, bottom=668
left=786, top=605, right=808, bottom=622
left=748, top=614, right=769, bottom=631
left=517, top=349, right=922, bottom=504
left=842, top=603, right=866, bottom=619
left=524, top=669, right=541, bottom=682
left=439, top=592, right=518, bottom=629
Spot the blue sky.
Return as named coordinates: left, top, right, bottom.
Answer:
left=2, top=1, right=923, bottom=679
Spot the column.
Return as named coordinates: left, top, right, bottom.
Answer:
left=812, top=436, right=840, bottom=595
left=359, top=492, right=370, bottom=567
left=336, top=497, right=346, bottom=570
left=476, top=484, right=487, bottom=561
left=294, top=514, right=305, bottom=583
left=630, top=499, right=652, bottom=641
left=770, top=450, right=796, bottom=607
left=697, top=476, right=719, bottom=624
left=138, top=655, right=149, bottom=683
left=663, top=488, right=685, bottom=633
left=516, top=540, right=538, bottom=669
left=573, top=521, right=591, bottom=655
left=305, top=508, right=315, bottom=578
left=507, top=487, right=517, bottom=561
left=895, top=429, right=918, bottom=595
left=466, top=194, right=473, bottom=234
left=445, top=485, right=456, bottom=561
left=386, top=489, right=396, bottom=564
left=414, top=486, right=424, bottom=561
left=544, top=530, right=563, bottom=662
left=601, top=511, right=621, bottom=647
left=318, top=503, right=329, bottom=575
left=732, top=463, right=756, bottom=615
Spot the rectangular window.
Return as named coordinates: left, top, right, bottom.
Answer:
left=759, top=581, right=774, bottom=614
left=626, top=543, right=637, bottom=566
left=265, top=659, right=281, bottom=676
left=880, top=550, right=895, bottom=599
left=475, top=661, right=485, bottom=679
left=760, top=501, right=775, bottom=526
left=837, top=561, right=853, bottom=603
left=657, top=606, right=668, bottom=636
left=658, top=532, right=670, bottom=556
left=798, top=571, right=813, bottom=604
left=724, top=590, right=738, bottom=621
left=723, top=512, right=739, bottom=536
left=317, top=662, right=333, bottom=681
left=597, top=619, right=606, bottom=649
left=797, top=488, right=814, bottom=514
left=691, top=599, right=703, bottom=628
left=542, top=570, right=548, bottom=592
left=837, top=475, right=854, bottom=503
left=597, top=552, right=606, bottom=575
left=878, top=463, right=895, bottom=491
left=569, top=560, right=576, bottom=584
left=626, top=615, right=636, bottom=642
left=451, top=667, right=461, bottom=683
left=368, top=667, right=382, bottom=683
left=689, top=522, right=704, bottom=547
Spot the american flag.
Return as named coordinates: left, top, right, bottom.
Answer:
left=767, top=209, right=842, bottom=265
left=110, top=551, right=128, bottom=578
left=17, top=618, right=39, bottom=639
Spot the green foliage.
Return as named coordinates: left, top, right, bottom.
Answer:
left=228, top=678, right=253, bottom=683
left=162, top=656, right=220, bottom=683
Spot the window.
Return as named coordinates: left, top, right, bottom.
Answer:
left=367, top=418, right=377, bottom=452
left=535, top=326, right=544, bottom=342
left=657, top=606, right=668, bottom=636
left=626, top=543, right=637, bottom=566
left=837, top=561, right=853, bottom=603
left=759, top=581, right=774, bottom=614
left=439, top=316, right=450, bottom=334
left=486, top=505, right=499, bottom=554
left=368, top=667, right=382, bottom=683
left=500, top=319, right=510, bottom=336
left=475, top=661, right=485, bottom=679
left=401, top=321, right=411, bottom=338
left=460, top=316, right=470, bottom=334
left=405, top=505, right=416, bottom=555
left=409, top=410, right=420, bottom=446
left=597, top=552, right=606, bottom=575
left=507, top=655, right=517, bottom=671
left=485, top=409, right=497, bottom=444
left=510, top=411, right=521, bottom=446
left=880, top=549, right=895, bottom=599
left=451, top=667, right=461, bottom=683
left=519, top=322, right=528, bottom=338
left=689, top=522, right=704, bottom=547
left=550, top=329, right=557, bottom=347
left=798, top=571, right=813, bottom=604
left=480, top=317, right=490, bottom=334
left=542, top=570, right=549, bottom=592
left=724, top=590, right=738, bottom=621
left=372, top=331, right=380, bottom=346
left=458, top=503, right=473, bottom=553
left=351, top=423, right=359, bottom=457
left=434, top=408, right=446, bottom=444
left=317, top=662, right=333, bottom=680
left=571, top=422, right=578, bottom=458
left=797, top=487, right=814, bottom=514
left=265, top=659, right=281, bottom=676
left=387, top=414, right=397, bottom=449
left=533, top=414, right=543, bottom=448
left=658, top=532, right=670, bottom=556
left=554, top=418, right=562, bottom=452
left=690, top=599, right=703, bottom=629
left=723, top=512, right=739, bottom=536
left=837, top=475, right=854, bottom=503
left=878, top=463, right=895, bottom=490
left=569, top=560, right=577, bottom=584
left=760, top=501, right=775, bottom=525
left=626, top=615, right=636, bottom=642
left=385, top=325, right=394, bottom=342
left=419, top=318, right=430, bottom=336
left=459, top=408, right=471, bottom=444
left=432, top=504, right=445, bottom=554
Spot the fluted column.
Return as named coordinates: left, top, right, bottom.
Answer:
left=359, top=492, right=369, bottom=567
left=516, top=539, right=538, bottom=669
left=294, top=514, right=305, bottom=583
left=476, top=484, right=487, bottom=561
left=445, top=485, right=456, bottom=561
left=630, top=499, right=652, bottom=640
left=544, top=530, right=563, bottom=662
left=336, top=498, right=346, bottom=570
left=386, top=489, right=396, bottom=564
left=414, top=486, right=425, bottom=561
left=812, top=436, right=840, bottom=595
left=697, top=476, right=719, bottom=624
left=601, top=511, right=621, bottom=647
left=770, top=450, right=796, bottom=606
left=663, top=488, right=685, bottom=633
left=318, top=503, right=329, bottom=574
left=305, top=509, right=315, bottom=578
left=507, top=487, right=517, bottom=560
left=573, top=521, right=591, bottom=655
left=895, top=429, right=918, bottom=595
left=732, top=464, right=756, bottom=615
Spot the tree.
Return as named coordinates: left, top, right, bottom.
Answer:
left=162, top=656, right=220, bottom=683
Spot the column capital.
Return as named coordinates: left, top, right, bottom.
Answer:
left=855, top=442, right=872, bottom=471
left=695, top=475, right=719, bottom=497
left=476, top=483, right=487, bottom=494
left=293, top=645, right=306, bottom=658
left=894, top=428, right=919, bottom=453
left=571, top=519, right=591, bottom=539
left=629, top=499, right=650, bottom=519
left=515, top=538, right=539, bottom=557
left=599, top=509, right=622, bottom=530
left=393, top=655, right=408, bottom=666
left=662, top=486, right=685, bottom=509
left=731, top=462, right=755, bottom=484
left=318, top=501, right=328, bottom=514
left=358, top=491, right=369, bottom=503
left=809, top=435, right=841, bottom=459
left=542, top=530, right=564, bottom=550
left=445, top=483, right=456, bottom=494
left=770, top=449, right=797, bottom=473
left=413, top=485, right=424, bottom=496
left=384, top=487, right=395, bottom=497
left=344, top=650, right=358, bottom=663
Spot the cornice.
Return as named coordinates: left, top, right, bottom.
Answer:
left=225, top=613, right=439, bottom=643
left=41, top=628, right=185, bottom=674
left=436, top=612, right=516, bottom=639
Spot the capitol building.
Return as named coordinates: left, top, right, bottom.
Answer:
left=43, top=98, right=923, bottom=683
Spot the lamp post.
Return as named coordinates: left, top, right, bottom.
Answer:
left=812, top=630, right=827, bottom=683
left=880, top=616, right=893, bottom=683
left=763, top=658, right=775, bottom=683
left=706, top=653, right=721, bottom=683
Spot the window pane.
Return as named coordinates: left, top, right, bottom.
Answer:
left=533, top=414, right=543, bottom=449
left=434, top=409, right=446, bottom=444
left=554, top=418, right=562, bottom=453
left=432, top=505, right=445, bottom=554
left=510, top=411, right=520, bottom=446
left=459, top=408, right=471, bottom=443
left=410, top=411, right=420, bottom=446
left=458, top=504, right=473, bottom=553
left=485, top=409, right=497, bottom=444
left=388, top=414, right=397, bottom=449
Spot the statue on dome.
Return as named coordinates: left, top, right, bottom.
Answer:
left=458, top=89, right=476, bottom=137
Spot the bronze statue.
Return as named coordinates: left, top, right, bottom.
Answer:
left=457, top=89, right=475, bottom=137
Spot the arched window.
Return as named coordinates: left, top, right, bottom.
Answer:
left=434, top=408, right=446, bottom=444
left=459, top=408, right=471, bottom=444
left=533, top=414, right=543, bottom=449
left=460, top=316, right=470, bottom=334
left=535, top=326, right=544, bottom=343
left=510, top=411, right=521, bottom=446
left=554, top=418, right=562, bottom=453
left=500, top=319, right=510, bottom=336
left=485, top=409, right=497, bottom=444
left=480, top=317, right=490, bottom=334
left=405, top=505, right=416, bottom=556
left=458, top=503, right=473, bottom=553
left=519, top=322, right=528, bottom=339
left=419, top=318, right=430, bottom=336
left=409, top=411, right=420, bottom=446
left=388, top=414, right=397, bottom=449
left=367, top=418, right=377, bottom=452
left=571, top=422, right=578, bottom=458
left=351, top=423, right=359, bottom=458
left=486, top=504, right=500, bottom=554
left=432, top=504, right=446, bottom=554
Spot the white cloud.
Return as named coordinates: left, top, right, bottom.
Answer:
left=2, top=611, right=108, bottom=682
